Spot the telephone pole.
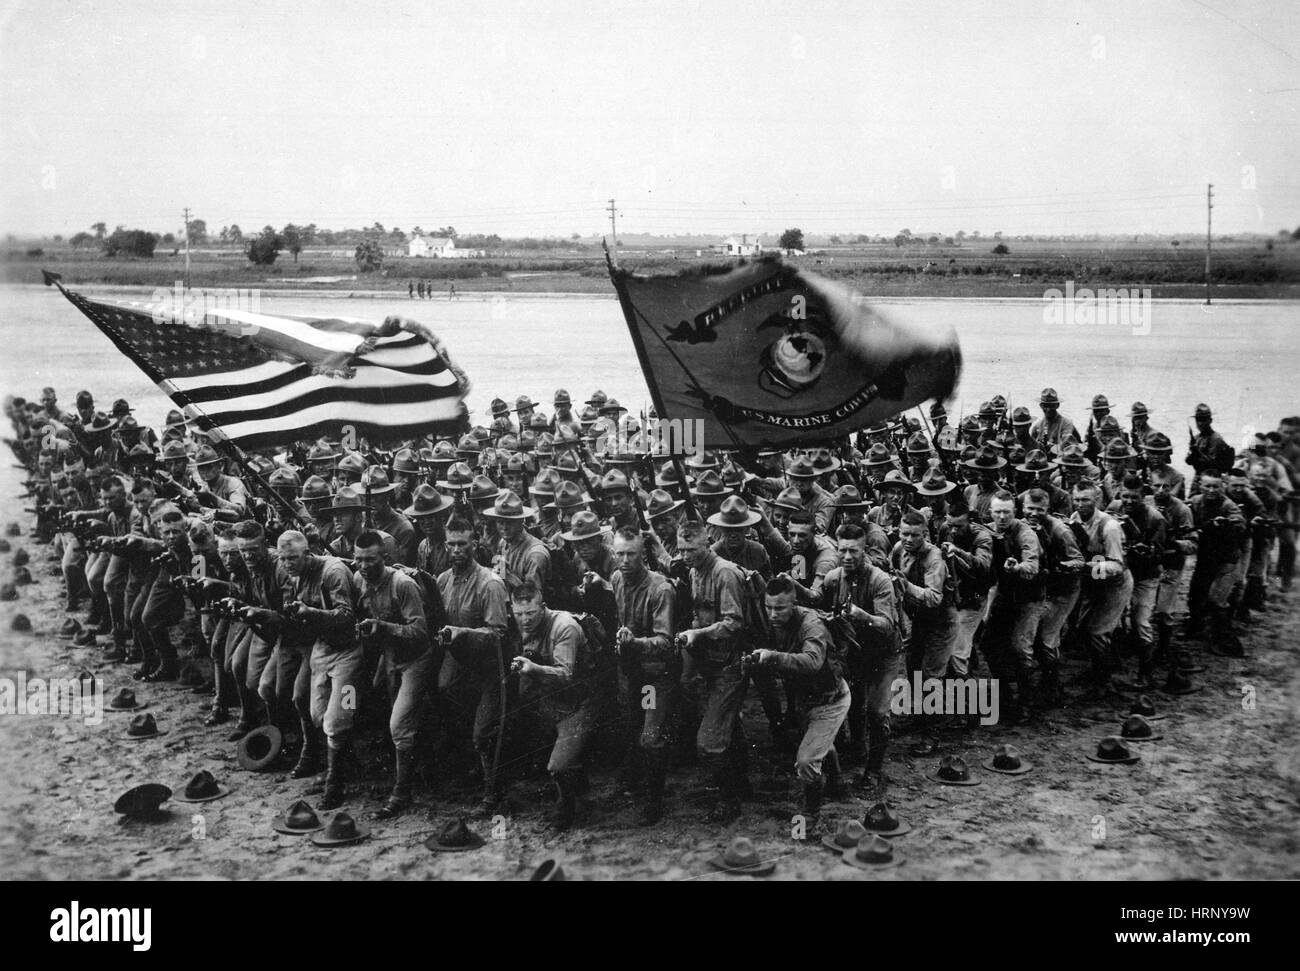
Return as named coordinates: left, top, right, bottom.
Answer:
left=607, top=198, right=618, bottom=265
left=182, top=207, right=192, bottom=290
left=1204, top=184, right=1213, bottom=306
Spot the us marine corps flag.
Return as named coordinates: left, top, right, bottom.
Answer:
left=608, top=254, right=961, bottom=450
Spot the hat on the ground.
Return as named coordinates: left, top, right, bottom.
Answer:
left=107, top=687, right=146, bottom=712
left=113, top=784, right=172, bottom=819
left=4, top=523, right=19, bottom=537
left=529, top=858, right=567, bottom=881
left=931, top=755, right=980, bottom=785
left=708, top=495, right=761, bottom=529
left=1086, top=736, right=1139, bottom=764
left=861, top=802, right=912, bottom=837
left=822, top=819, right=869, bottom=851
left=842, top=833, right=904, bottom=870
left=310, top=811, right=371, bottom=847
left=561, top=510, right=612, bottom=543
left=273, top=800, right=324, bottom=835
left=59, top=617, right=82, bottom=639
left=1160, top=668, right=1203, bottom=696
left=0, top=583, right=17, bottom=603
left=424, top=817, right=486, bottom=852
left=12, top=547, right=29, bottom=567
left=645, top=489, right=685, bottom=520
left=1129, top=694, right=1166, bottom=721
left=983, top=744, right=1033, bottom=775
left=10, top=613, right=32, bottom=631
left=706, top=836, right=776, bottom=876
left=122, top=713, right=166, bottom=740
left=174, top=769, right=232, bottom=803
left=1119, top=714, right=1162, bottom=742
left=236, top=725, right=283, bottom=771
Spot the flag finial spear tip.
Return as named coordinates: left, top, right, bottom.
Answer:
left=42, top=268, right=63, bottom=287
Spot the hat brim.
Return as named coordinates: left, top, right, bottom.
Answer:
left=929, top=772, right=981, bottom=786
left=821, top=835, right=864, bottom=852
left=106, top=701, right=148, bottom=712
left=646, top=499, right=686, bottom=519
left=834, top=500, right=874, bottom=510
left=962, top=459, right=1008, bottom=470
left=1086, top=753, right=1141, bottom=764
left=311, top=828, right=371, bottom=847
left=784, top=469, right=818, bottom=479
left=707, top=511, right=762, bottom=528
left=114, top=785, right=172, bottom=815
left=841, top=850, right=905, bottom=870
left=914, top=482, right=957, bottom=496
left=481, top=507, right=536, bottom=520
left=121, top=728, right=167, bottom=740
left=174, top=784, right=233, bottom=804
left=1208, top=642, right=1245, bottom=659
left=1158, top=684, right=1203, bottom=696
left=1014, top=462, right=1058, bottom=474
left=236, top=725, right=283, bottom=771
left=273, top=819, right=324, bottom=835
left=862, top=819, right=912, bottom=837
left=689, top=488, right=731, bottom=498
left=326, top=503, right=367, bottom=515
left=424, top=834, right=486, bottom=853
left=560, top=525, right=612, bottom=543
left=359, top=484, right=398, bottom=497
left=879, top=480, right=918, bottom=493
left=405, top=498, right=456, bottom=518
left=862, top=458, right=898, bottom=468
left=706, top=855, right=776, bottom=876
left=1119, top=732, right=1163, bottom=742
left=981, top=760, right=1033, bottom=776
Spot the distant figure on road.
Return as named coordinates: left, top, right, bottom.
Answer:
left=417, top=281, right=425, bottom=299
left=449, top=284, right=458, bottom=301
left=408, top=281, right=414, bottom=299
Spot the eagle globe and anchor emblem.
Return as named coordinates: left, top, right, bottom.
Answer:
left=757, top=292, right=836, bottom=399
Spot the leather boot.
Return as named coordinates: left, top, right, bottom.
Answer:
left=639, top=751, right=666, bottom=826
left=1039, top=661, right=1062, bottom=709
left=85, top=595, right=103, bottom=629
left=291, top=719, right=324, bottom=779
left=1154, top=621, right=1172, bottom=668
left=549, top=771, right=577, bottom=831
left=318, top=736, right=349, bottom=811
left=104, top=630, right=129, bottom=663
left=854, top=719, right=888, bottom=793
left=824, top=748, right=847, bottom=799
left=802, top=778, right=824, bottom=819
left=476, top=752, right=501, bottom=814
left=1210, top=606, right=1244, bottom=657
left=1245, top=576, right=1266, bottom=611
left=375, top=749, right=416, bottom=819
left=143, top=628, right=178, bottom=682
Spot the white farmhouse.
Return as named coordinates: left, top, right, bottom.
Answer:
left=407, top=235, right=457, bottom=258
left=720, top=234, right=763, bottom=257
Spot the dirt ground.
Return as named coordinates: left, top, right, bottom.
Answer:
left=2, top=464, right=1298, bottom=881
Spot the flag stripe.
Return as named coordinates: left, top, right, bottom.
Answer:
left=200, top=370, right=462, bottom=423
left=212, top=398, right=465, bottom=446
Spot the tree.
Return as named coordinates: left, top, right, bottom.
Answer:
left=228, top=224, right=243, bottom=244
left=282, top=223, right=303, bottom=263
left=829, top=235, right=842, bottom=244
left=162, top=232, right=175, bottom=244
left=355, top=239, right=384, bottom=273
left=91, top=222, right=106, bottom=240
left=246, top=227, right=283, bottom=265
left=69, top=232, right=93, bottom=249
left=186, top=218, right=207, bottom=244
left=436, top=226, right=457, bottom=238
left=779, top=228, right=805, bottom=251
left=103, top=228, right=160, bottom=258
left=955, top=230, right=966, bottom=243
left=992, top=243, right=1010, bottom=255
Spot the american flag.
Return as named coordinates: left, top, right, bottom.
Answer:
left=52, top=280, right=471, bottom=451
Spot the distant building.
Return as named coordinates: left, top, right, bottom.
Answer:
left=719, top=234, right=763, bottom=257
left=407, top=235, right=457, bottom=258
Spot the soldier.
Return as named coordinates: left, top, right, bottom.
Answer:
left=1142, top=433, right=1186, bottom=499
left=785, top=510, right=838, bottom=602
left=983, top=492, right=1044, bottom=721
left=818, top=523, right=901, bottom=788
left=1224, top=468, right=1268, bottom=621
left=1069, top=483, right=1132, bottom=698
left=1019, top=488, right=1084, bottom=705
left=1186, top=471, right=1246, bottom=651
left=435, top=515, right=511, bottom=810
left=1185, top=403, right=1235, bottom=495
left=359, top=467, right=417, bottom=566
left=276, top=530, right=358, bottom=794
left=1149, top=468, right=1197, bottom=667
left=891, top=510, right=958, bottom=748
left=1108, top=475, right=1168, bottom=690
left=745, top=575, right=851, bottom=818
left=1084, top=394, right=1113, bottom=461
left=192, top=444, right=249, bottom=520
left=1029, top=387, right=1082, bottom=453
left=1129, top=402, right=1159, bottom=449
left=483, top=489, right=550, bottom=597
left=1015, top=449, right=1072, bottom=517
left=674, top=519, right=751, bottom=823
left=935, top=497, right=994, bottom=683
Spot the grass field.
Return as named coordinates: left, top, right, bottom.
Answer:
left=4, top=236, right=1298, bottom=299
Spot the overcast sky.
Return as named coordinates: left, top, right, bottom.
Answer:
left=1, top=0, right=1297, bottom=238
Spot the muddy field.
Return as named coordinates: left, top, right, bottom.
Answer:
left=2, top=478, right=1298, bottom=882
